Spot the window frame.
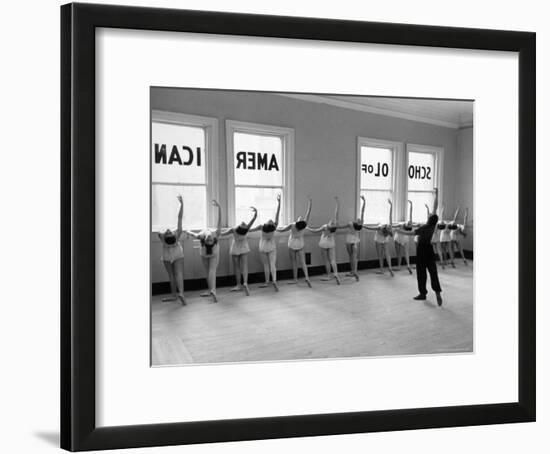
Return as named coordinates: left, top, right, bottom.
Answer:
left=151, top=110, right=219, bottom=232
left=225, top=119, right=295, bottom=227
left=405, top=143, right=444, bottom=220
left=356, top=136, right=405, bottom=223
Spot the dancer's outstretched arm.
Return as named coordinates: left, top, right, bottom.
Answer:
left=408, top=199, right=413, bottom=223
left=388, top=199, right=393, bottom=225
left=360, top=195, right=366, bottom=224
left=307, top=225, right=324, bottom=233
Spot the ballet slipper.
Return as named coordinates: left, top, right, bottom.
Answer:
left=162, top=296, right=177, bottom=302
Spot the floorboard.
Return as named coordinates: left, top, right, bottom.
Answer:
left=151, top=261, right=474, bottom=365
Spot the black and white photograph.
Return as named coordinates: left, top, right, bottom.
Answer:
left=150, top=88, right=474, bottom=366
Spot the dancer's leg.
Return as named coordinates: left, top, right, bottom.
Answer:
left=260, top=252, right=270, bottom=287
left=383, top=244, right=394, bottom=277
left=200, top=257, right=211, bottom=297
left=173, top=258, right=186, bottom=305
left=321, top=249, right=332, bottom=280
left=208, top=255, right=219, bottom=302
left=269, top=250, right=278, bottom=291
left=162, top=260, right=178, bottom=301
left=328, top=247, right=340, bottom=284
left=231, top=255, right=242, bottom=291
left=288, top=249, right=298, bottom=284
left=298, top=249, right=311, bottom=287
left=240, top=253, right=250, bottom=295
left=375, top=243, right=384, bottom=274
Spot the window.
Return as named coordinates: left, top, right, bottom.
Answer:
left=151, top=111, right=218, bottom=231
left=226, top=120, right=294, bottom=226
left=358, top=138, right=402, bottom=224
left=406, top=144, right=443, bottom=223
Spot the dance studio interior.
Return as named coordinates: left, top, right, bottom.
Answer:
left=151, top=88, right=474, bottom=366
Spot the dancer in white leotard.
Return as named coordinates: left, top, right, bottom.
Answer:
left=339, top=195, right=366, bottom=281
left=157, top=195, right=186, bottom=305
left=220, top=206, right=258, bottom=296
left=308, top=197, right=342, bottom=284
left=392, top=200, right=414, bottom=275
left=277, top=198, right=312, bottom=287
left=365, top=198, right=394, bottom=276
left=249, top=194, right=281, bottom=291
left=185, top=200, right=222, bottom=303
left=449, top=207, right=469, bottom=266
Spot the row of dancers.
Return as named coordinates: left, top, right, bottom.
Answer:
left=157, top=190, right=468, bottom=304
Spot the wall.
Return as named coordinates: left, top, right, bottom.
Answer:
left=151, top=88, right=469, bottom=282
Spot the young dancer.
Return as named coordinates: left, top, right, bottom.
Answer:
left=342, top=195, right=366, bottom=281
left=157, top=195, right=186, bottom=305
left=220, top=206, right=258, bottom=296
left=307, top=196, right=342, bottom=284
left=184, top=199, right=222, bottom=303
left=277, top=198, right=313, bottom=287
left=392, top=200, right=414, bottom=275
left=398, top=188, right=443, bottom=305
left=450, top=207, right=469, bottom=266
left=250, top=194, right=281, bottom=291
left=365, top=198, right=394, bottom=276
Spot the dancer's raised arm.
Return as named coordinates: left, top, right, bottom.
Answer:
left=440, top=204, right=445, bottom=221
left=388, top=198, right=393, bottom=225
left=246, top=207, right=258, bottom=229
left=408, top=200, right=413, bottom=223
left=175, top=195, right=184, bottom=237
left=360, top=195, right=366, bottom=224
left=452, top=206, right=460, bottom=223
left=304, top=197, right=312, bottom=222
left=425, top=204, right=430, bottom=220
left=334, top=196, right=340, bottom=224
left=213, top=199, right=222, bottom=236
left=274, top=194, right=281, bottom=227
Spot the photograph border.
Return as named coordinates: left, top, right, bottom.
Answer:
left=61, top=2, right=535, bottom=451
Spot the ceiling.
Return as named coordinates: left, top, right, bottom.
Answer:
left=278, top=93, right=474, bottom=129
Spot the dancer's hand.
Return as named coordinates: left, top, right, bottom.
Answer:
left=212, top=199, right=220, bottom=207
left=408, top=200, right=412, bottom=206
left=387, top=198, right=392, bottom=205
left=276, top=194, right=281, bottom=202
left=177, top=195, right=183, bottom=205
left=250, top=206, right=257, bottom=213
left=434, top=187, right=439, bottom=194
left=360, top=195, right=365, bottom=202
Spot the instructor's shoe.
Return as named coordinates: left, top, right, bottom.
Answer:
left=413, top=294, right=427, bottom=301
left=436, top=292, right=443, bottom=306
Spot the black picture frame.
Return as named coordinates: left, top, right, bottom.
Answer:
left=61, top=2, right=536, bottom=451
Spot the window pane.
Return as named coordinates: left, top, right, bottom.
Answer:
left=234, top=187, right=283, bottom=227
left=408, top=191, right=435, bottom=224
left=152, top=122, right=206, bottom=184
left=360, top=146, right=393, bottom=190
left=152, top=184, right=206, bottom=230
left=234, top=132, right=283, bottom=187
left=408, top=152, right=435, bottom=191
left=361, top=190, right=392, bottom=224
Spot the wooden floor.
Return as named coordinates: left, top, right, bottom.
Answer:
left=151, top=262, right=474, bottom=366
